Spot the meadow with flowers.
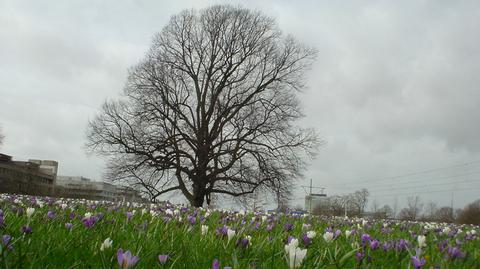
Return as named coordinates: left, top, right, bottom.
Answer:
left=0, top=193, right=479, bottom=268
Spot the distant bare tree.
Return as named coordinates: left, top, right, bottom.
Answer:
left=380, top=204, right=393, bottom=219
left=350, top=188, right=369, bottom=215
left=457, top=199, right=480, bottom=225
left=435, top=206, right=455, bottom=223
left=423, top=201, right=438, bottom=221
left=86, top=5, right=319, bottom=207
left=399, top=195, right=423, bottom=221
left=370, top=199, right=379, bottom=213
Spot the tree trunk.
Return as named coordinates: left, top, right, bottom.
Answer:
left=192, top=182, right=206, bottom=207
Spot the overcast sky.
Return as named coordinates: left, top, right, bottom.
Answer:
left=1, top=0, right=479, bottom=210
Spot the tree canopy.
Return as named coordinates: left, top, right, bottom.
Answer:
left=86, top=5, right=319, bottom=207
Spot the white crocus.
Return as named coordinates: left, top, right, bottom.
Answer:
left=165, top=209, right=174, bottom=216
left=201, top=225, right=209, bottom=235
left=345, top=230, right=352, bottom=239
left=285, top=239, right=307, bottom=269
left=26, top=207, right=35, bottom=218
left=84, top=212, right=92, bottom=219
left=417, top=235, right=426, bottom=248
left=227, top=228, right=236, bottom=243
left=100, top=238, right=113, bottom=251
left=306, top=231, right=316, bottom=239
left=323, top=231, right=334, bottom=243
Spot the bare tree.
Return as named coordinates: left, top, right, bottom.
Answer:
left=399, top=195, right=423, bottom=220
left=457, top=199, right=480, bottom=225
left=435, top=206, right=455, bottom=223
left=350, top=188, right=369, bottom=215
left=380, top=204, right=393, bottom=219
left=86, top=5, right=319, bottom=207
left=424, top=201, right=438, bottom=221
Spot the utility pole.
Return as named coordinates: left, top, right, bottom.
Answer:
left=300, top=179, right=325, bottom=213
left=309, top=178, right=312, bottom=212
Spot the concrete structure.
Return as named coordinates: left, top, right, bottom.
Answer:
left=305, top=193, right=328, bottom=212
left=56, top=176, right=118, bottom=201
left=29, top=159, right=58, bottom=183
left=56, top=175, right=143, bottom=202
left=0, top=153, right=55, bottom=196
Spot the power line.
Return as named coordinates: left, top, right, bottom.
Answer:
left=367, top=186, right=480, bottom=198
left=324, top=160, right=480, bottom=187
left=328, top=171, right=480, bottom=192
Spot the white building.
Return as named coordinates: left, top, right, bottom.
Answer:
left=305, top=193, right=328, bottom=212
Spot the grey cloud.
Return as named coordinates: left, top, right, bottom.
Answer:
left=1, top=0, right=479, bottom=208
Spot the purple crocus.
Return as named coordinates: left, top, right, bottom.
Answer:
left=47, top=210, right=56, bottom=219
left=21, top=226, right=33, bottom=234
left=447, top=246, right=465, bottom=260
left=158, top=254, right=169, bottom=265
left=126, top=212, right=134, bottom=221
left=0, top=209, right=4, bottom=226
left=117, top=249, right=139, bottom=269
left=302, top=234, right=312, bottom=246
left=212, top=259, right=220, bottom=269
left=2, top=235, right=13, bottom=250
left=369, top=239, right=380, bottom=250
left=65, top=222, right=73, bottom=230
left=355, top=252, right=364, bottom=263
left=395, top=239, right=409, bottom=251
left=82, top=216, right=98, bottom=228
left=411, top=248, right=426, bottom=269
left=361, top=233, right=371, bottom=243
left=187, top=215, right=196, bottom=225
left=2, top=234, right=12, bottom=246
left=284, top=223, right=294, bottom=232
left=216, top=226, right=228, bottom=236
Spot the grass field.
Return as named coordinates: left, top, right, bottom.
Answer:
left=0, top=193, right=479, bottom=268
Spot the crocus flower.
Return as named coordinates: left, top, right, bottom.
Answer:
left=2, top=235, right=13, bottom=250
left=212, top=259, right=220, bottom=269
left=355, top=252, right=364, bottom=262
left=100, top=238, right=113, bottom=251
left=345, top=230, right=352, bottom=238
left=21, top=226, right=32, bottom=234
left=417, top=235, right=426, bottom=248
left=82, top=216, right=98, bottom=228
left=201, top=225, right=209, bottom=235
left=47, top=210, right=56, bottom=219
left=411, top=249, right=426, bottom=269
left=26, top=207, right=35, bottom=218
left=361, top=233, right=371, bottom=243
left=369, top=239, right=380, bottom=250
left=306, top=231, right=316, bottom=239
left=187, top=215, right=196, bottom=225
left=158, top=254, right=169, bottom=265
left=447, top=246, right=465, bottom=260
left=117, top=249, right=139, bottom=269
left=227, top=228, right=236, bottom=243
left=302, top=234, right=312, bottom=246
left=65, top=222, right=73, bottom=230
left=284, top=223, right=294, bottom=232
left=126, top=212, right=134, bottom=221
left=323, top=231, right=334, bottom=243
left=285, top=239, right=307, bottom=269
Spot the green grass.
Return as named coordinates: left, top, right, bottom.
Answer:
left=0, top=195, right=479, bottom=268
